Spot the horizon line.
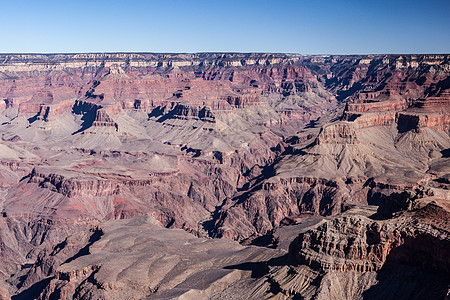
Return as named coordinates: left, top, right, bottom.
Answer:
left=0, top=51, right=449, bottom=56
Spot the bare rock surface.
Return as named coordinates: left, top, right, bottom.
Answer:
left=14, top=199, right=449, bottom=300
left=209, top=55, right=450, bottom=240
left=14, top=215, right=282, bottom=300
left=229, top=200, right=449, bottom=300
left=0, top=53, right=448, bottom=299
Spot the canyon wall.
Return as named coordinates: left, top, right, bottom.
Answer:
left=0, top=53, right=448, bottom=298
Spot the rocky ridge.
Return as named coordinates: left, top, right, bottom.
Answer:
left=0, top=53, right=448, bottom=299
left=11, top=199, right=449, bottom=299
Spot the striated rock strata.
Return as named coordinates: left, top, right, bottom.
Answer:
left=0, top=53, right=448, bottom=298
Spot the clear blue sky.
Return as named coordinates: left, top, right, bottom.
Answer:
left=2, top=0, right=449, bottom=54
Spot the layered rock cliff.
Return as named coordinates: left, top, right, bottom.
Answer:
left=207, top=54, right=449, bottom=241
left=243, top=200, right=450, bottom=300
left=0, top=53, right=448, bottom=298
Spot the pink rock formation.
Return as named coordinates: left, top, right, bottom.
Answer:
left=0, top=53, right=448, bottom=299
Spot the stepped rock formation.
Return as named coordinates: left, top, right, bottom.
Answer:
left=0, top=53, right=448, bottom=299
left=241, top=199, right=450, bottom=299
left=10, top=200, right=450, bottom=299
left=16, top=216, right=282, bottom=300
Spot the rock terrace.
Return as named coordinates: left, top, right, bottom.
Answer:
left=0, top=53, right=448, bottom=299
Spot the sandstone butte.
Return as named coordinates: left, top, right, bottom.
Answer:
left=0, top=53, right=448, bottom=299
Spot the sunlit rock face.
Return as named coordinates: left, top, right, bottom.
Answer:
left=0, top=53, right=448, bottom=299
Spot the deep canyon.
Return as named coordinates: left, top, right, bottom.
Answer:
left=0, top=53, right=448, bottom=299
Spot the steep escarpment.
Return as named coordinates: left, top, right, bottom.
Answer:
left=207, top=54, right=449, bottom=241
left=12, top=200, right=449, bottom=300
left=211, top=200, right=448, bottom=300
left=291, top=211, right=449, bottom=273
left=13, top=216, right=283, bottom=300
left=0, top=53, right=448, bottom=298
left=209, top=116, right=449, bottom=241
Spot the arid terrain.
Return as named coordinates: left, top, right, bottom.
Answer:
left=0, top=53, right=448, bottom=299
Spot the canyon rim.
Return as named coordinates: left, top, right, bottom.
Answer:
left=0, top=52, right=448, bottom=299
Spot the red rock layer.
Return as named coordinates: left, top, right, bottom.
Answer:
left=290, top=203, right=450, bottom=273
left=0, top=53, right=448, bottom=296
